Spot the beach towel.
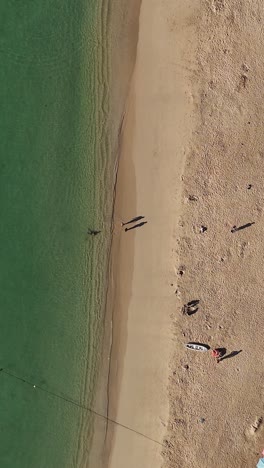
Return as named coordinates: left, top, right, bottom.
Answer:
left=257, top=457, right=264, bottom=468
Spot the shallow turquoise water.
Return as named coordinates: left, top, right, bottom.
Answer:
left=0, top=1, right=113, bottom=466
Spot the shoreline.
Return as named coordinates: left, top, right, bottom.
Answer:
left=91, top=0, right=264, bottom=467
left=90, top=2, right=142, bottom=467
left=105, top=1, right=199, bottom=467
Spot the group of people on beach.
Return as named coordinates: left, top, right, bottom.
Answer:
left=87, top=214, right=148, bottom=237
left=185, top=189, right=256, bottom=363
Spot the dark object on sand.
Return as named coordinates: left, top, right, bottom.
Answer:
left=200, top=225, right=207, bottom=233
left=188, top=195, right=198, bottom=202
left=125, top=221, right=147, bottom=232
left=212, top=348, right=226, bottom=362
left=182, top=300, right=199, bottom=316
left=218, top=350, right=242, bottom=362
left=188, top=299, right=199, bottom=307
left=231, top=222, right=255, bottom=233
left=121, top=216, right=145, bottom=226
left=185, top=342, right=210, bottom=352
left=247, top=184, right=252, bottom=190
left=87, top=229, right=101, bottom=236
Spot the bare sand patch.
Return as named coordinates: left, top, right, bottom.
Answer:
left=163, top=1, right=264, bottom=467
left=106, top=0, right=198, bottom=467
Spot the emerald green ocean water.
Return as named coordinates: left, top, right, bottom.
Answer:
left=0, top=2, right=115, bottom=467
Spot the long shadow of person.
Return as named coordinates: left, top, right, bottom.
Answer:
left=219, top=350, right=242, bottom=362
left=231, top=223, right=255, bottom=233
left=122, top=216, right=145, bottom=226
left=125, top=221, right=147, bottom=232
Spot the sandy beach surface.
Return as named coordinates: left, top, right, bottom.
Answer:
left=105, top=0, right=198, bottom=467
left=162, top=1, right=264, bottom=467
left=104, top=0, right=264, bottom=467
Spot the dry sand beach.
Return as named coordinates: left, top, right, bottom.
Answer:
left=104, top=0, right=264, bottom=467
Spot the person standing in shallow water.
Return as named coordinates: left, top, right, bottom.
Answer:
left=87, top=229, right=101, bottom=236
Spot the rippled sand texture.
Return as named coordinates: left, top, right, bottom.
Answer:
left=0, top=1, right=117, bottom=467
left=163, top=1, right=264, bottom=467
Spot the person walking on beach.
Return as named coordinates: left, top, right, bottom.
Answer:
left=211, top=348, right=226, bottom=363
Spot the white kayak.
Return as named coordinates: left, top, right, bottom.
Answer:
left=185, top=342, right=209, bottom=352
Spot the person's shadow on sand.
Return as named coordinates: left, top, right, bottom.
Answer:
left=219, top=350, right=242, bottom=362
left=231, top=223, right=255, bottom=233
left=125, top=221, right=147, bottom=232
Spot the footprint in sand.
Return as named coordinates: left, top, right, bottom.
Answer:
left=248, top=417, right=263, bottom=435
left=242, top=63, right=250, bottom=73
left=211, top=0, right=225, bottom=13
left=237, top=74, right=248, bottom=91
left=219, top=248, right=232, bottom=264
left=238, top=241, right=249, bottom=259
